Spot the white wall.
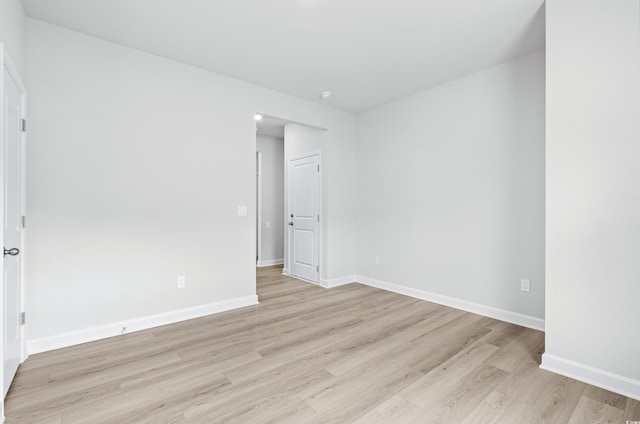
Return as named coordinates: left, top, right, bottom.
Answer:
left=0, top=0, right=25, bottom=74
left=282, top=123, right=358, bottom=282
left=256, top=134, right=284, bottom=265
left=282, top=122, right=359, bottom=282
left=543, top=0, right=640, bottom=398
left=356, top=50, right=545, bottom=325
left=24, top=19, right=357, bottom=349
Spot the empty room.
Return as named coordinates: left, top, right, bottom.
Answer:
left=0, top=0, right=639, bottom=423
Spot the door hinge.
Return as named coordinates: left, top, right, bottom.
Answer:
left=21, top=119, right=26, bottom=132
left=21, top=215, right=26, bottom=229
left=316, top=265, right=319, bottom=273
left=317, top=164, right=320, bottom=172
left=20, top=312, right=26, bottom=325
left=317, top=215, right=320, bottom=222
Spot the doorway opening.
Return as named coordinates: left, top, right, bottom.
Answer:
left=255, top=114, right=326, bottom=285
left=255, top=116, right=285, bottom=268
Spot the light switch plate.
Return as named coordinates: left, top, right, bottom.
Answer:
left=237, top=205, right=248, bottom=216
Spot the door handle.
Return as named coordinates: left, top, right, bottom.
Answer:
left=4, top=247, right=19, bottom=256
left=288, top=222, right=294, bottom=226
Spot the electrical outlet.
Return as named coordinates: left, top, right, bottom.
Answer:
left=178, top=275, right=186, bottom=288
left=521, top=278, right=530, bottom=293
left=375, top=256, right=380, bottom=265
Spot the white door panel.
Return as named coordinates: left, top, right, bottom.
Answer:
left=3, top=60, right=25, bottom=398
left=293, top=229, right=314, bottom=266
left=288, top=153, right=320, bottom=283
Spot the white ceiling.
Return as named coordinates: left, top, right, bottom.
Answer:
left=21, top=0, right=545, bottom=113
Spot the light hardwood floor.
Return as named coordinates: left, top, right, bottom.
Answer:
left=5, top=266, right=640, bottom=423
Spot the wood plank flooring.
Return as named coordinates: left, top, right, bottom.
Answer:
left=5, top=266, right=640, bottom=423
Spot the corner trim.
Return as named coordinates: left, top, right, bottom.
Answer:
left=26, top=295, right=259, bottom=355
left=540, top=353, right=640, bottom=401
left=257, top=259, right=284, bottom=267
left=320, top=275, right=356, bottom=288
left=355, top=275, right=545, bottom=332
left=282, top=268, right=289, bottom=276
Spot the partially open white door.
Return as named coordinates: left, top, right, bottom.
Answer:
left=2, top=49, right=26, bottom=398
left=288, top=152, right=320, bottom=283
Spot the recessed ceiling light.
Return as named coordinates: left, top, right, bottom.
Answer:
left=320, top=91, right=332, bottom=100
left=254, top=114, right=264, bottom=121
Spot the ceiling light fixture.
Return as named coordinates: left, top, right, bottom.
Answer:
left=254, top=114, right=264, bottom=121
left=319, top=91, right=332, bottom=100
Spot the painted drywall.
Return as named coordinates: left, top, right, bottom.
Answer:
left=24, top=19, right=357, bottom=346
left=256, top=134, right=284, bottom=264
left=0, top=0, right=25, bottom=74
left=544, top=0, right=640, bottom=390
left=283, top=122, right=359, bottom=281
left=356, top=50, right=545, bottom=321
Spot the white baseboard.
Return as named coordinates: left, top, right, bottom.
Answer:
left=355, top=275, right=545, bottom=332
left=257, top=259, right=284, bottom=267
left=320, top=275, right=357, bottom=288
left=27, top=295, right=259, bottom=355
left=540, top=353, right=640, bottom=401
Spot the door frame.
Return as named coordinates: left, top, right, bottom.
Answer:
left=256, top=151, right=262, bottom=265
left=1, top=44, right=27, bottom=409
left=286, top=150, right=322, bottom=284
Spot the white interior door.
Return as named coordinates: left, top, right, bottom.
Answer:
left=288, top=153, right=320, bottom=283
left=3, top=61, right=25, bottom=397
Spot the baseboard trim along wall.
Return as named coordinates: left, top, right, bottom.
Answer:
left=257, top=259, right=284, bottom=267
left=320, top=275, right=357, bottom=288
left=27, top=295, right=259, bottom=355
left=541, top=353, right=640, bottom=401
left=354, top=275, right=545, bottom=332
